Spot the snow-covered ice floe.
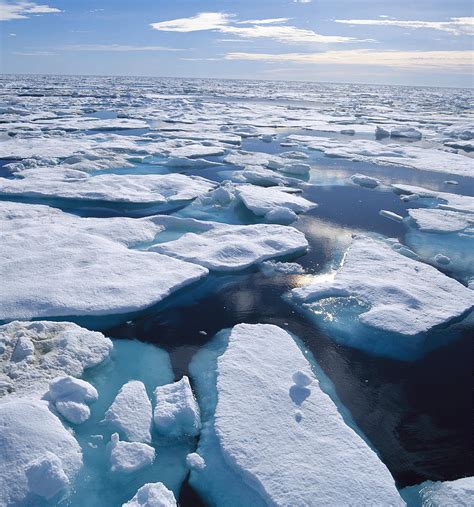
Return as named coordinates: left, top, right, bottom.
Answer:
left=401, top=476, right=474, bottom=507
left=189, top=323, right=404, bottom=506
left=0, top=169, right=216, bottom=210
left=290, top=236, right=474, bottom=358
left=151, top=222, right=308, bottom=271
left=288, top=135, right=474, bottom=177
left=0, top=202, right=208, bottom=320
left=108, top=433, right=155, bottom=474
left=0, top=320, right=112, bottom=397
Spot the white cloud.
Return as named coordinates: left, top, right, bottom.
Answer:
left=0, top=1, right=60, bottom=21
left=225, top=49, right=474, bottom=70
left=60, top=44, right=184, bottom=52
left=335, top=17, right=474, bottom=36
left=151, top=11, right=359, bottom=44
left=151, top=12, right=232, bottom=32
left=13, top=50, right=56, bottom=55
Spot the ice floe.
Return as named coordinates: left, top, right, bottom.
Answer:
left=189, top=323, right=403, bottom=506
left=401, top=477, right=474, bottom=506
left=291, top=235, right=474, bottom=339
left=151, top=222, right=308, bottom=271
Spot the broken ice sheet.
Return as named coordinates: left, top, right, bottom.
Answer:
left=290, top=235, right=474, bottom=359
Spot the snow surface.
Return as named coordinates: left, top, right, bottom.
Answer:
left=154, top=376, right=201, bottom=438
left=292, top=235, right=474, bottom=336
left=104, top=380, right=153, bottom=443
left=25, top=452, right=70, bottom=500
left=189, top=323, right=403, bottom=506
left=123, top=482, right=177, bottom=507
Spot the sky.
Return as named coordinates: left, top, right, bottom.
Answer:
left=1, top=0, right=473, bottom=87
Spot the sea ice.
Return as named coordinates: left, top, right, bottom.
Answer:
left=0, top=320, right=112, bottom=397
left=0, top=398, right=82, bottom=505
left=259, top=260, right=305, bottom=276
left=123, top=482, right=177, bottom=507
left=401, top=477, right=474, bottom=506
left=0, top=170, right=216, bottom=207
left=0, top=207, right=208, bottom=319
left=108, top=433, right=155, bottom=474
left=154, top=376, right=201, bottom=438
left=47, top=375, right=98, bottom=424
left=151, top=222, right=308, bottom=271
left=186, top=452, right=206, bottom=471
left=104, top=380, right=153, bottom=443
left=291, top=235, right=474, bottom=336
left=189, top=323, right=403, bottom=506
left=236, top=185, right=316, bottom=217
left=350, top=173, right=381, bottom=188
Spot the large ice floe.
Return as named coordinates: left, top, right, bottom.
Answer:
left=0, top=169, right=216, bottom=210
left=287, top=135, right=474, bottom=177
left=401, top=477, right=474, bottom=506
left=290, top=236, right=474, bottom=358
left=189, top=323, right=404, bottom=506
left=0, top=201, right=208, bottom=320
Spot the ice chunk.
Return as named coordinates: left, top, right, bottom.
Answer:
left=151, top=223, right=308, bottom=271
left=279, top=162, right=311, bottom=176
left=0, top=398, right=82, bottom=506
left=350, top=173, right=381, bottom=188
left=259, top=260, right=305, bottom=276
left=236, top=185, right=316, bottom=216
left=292, top=235, right=474, bottom=336
left=47, top=376, right=98, bottom=424
left=186, top=452, right=206, bottom=471
left=154, top=376, right=201, bottom=438
left=104, top=380, right=153, bottom=443
left=0, top=320, right=112, bottom=397
left=379, top=210, right=404, bottom=222
left=392, top=183, right=474, bottom=214
left=264, top=206, right=298, bottom=224
left=401, top=477, right=474, bottom=506
left=189, top=324, right=403, bottom=506
left=123, top=482, right=177, bottom=507
left=108, top=433, right=155, bottom=473
left=25, top=452, right=70, bottom=500
left=390, top=127, right=422, bottom=140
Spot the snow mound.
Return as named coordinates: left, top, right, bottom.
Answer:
left=108, top=433, right=155, bottom=473
left=123, top=482, right=177, bottom=507
left=0, top=320, right=112, bottom=397
left=154, top=376, right=201, bottom=438
left=151, top=223, right=308, bottom=271
left=292, top=235, right=474, bottom=336
left=104, top=380, right=153, bottom=443
left=0, top=398, right=82, bottom=506
left=259, top=260, right=305, bottom=276
left=47, top=375, right=98, bottom=424
left=189, top=323, right=403, bottom=506
left=186, top=452, right=206, bottom=471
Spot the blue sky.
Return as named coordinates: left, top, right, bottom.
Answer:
left=1, top=0, right=473, bottom=86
